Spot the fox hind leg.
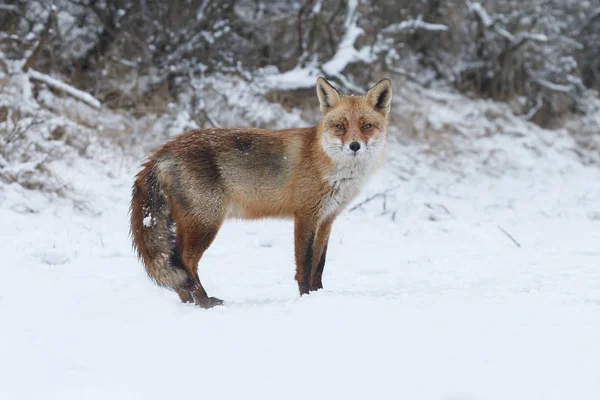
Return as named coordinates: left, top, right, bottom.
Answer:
left=176, top=216, right=225, bottom=308
left=176, top=288, right=194, bottom=303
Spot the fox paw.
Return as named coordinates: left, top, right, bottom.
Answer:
left=309, top=280, right=323, bottom=292
left=195, top=296, right=224, bottom=309
left=298, top=282, right=310, bottom=296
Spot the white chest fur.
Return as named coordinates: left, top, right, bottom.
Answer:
left=320, top=160, right=370, bottom=221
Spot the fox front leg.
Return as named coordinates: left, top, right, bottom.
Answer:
left=310, top=218, right=334, bottom=291
left=293, top=214, right=319, bottom=295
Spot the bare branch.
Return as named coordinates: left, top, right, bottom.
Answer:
left=29, top=70, right=101, bottom=109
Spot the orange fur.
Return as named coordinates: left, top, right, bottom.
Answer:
left=130, top=77, right=392, bottom=307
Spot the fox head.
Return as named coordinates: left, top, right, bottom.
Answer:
left=316, top=77, right=392, bottom=164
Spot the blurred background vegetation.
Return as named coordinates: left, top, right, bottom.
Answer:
left=2, top=0, right=599, bottom=126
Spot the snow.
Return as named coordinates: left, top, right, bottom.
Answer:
left=264, top=65, right=320, bottom=91
left=381, top=16, right=449, bottom=34
left=266, top=6, right=447, bottom=93
left=29, top=70, right=102, bottom=109
left=266, top=0, right=369, bottom=92
left=534, top=77, right=573, bottom=93
left=2, top=150, right=600, bottom=399
left=321, top=0, right=367, bottom=79
left=2, top=75, right=600, bottom=400
left=0, top=4, right=19, bottom=12
left=469, top=2, right=493, bottom=27
left=518, top=32, right=548, bottom=42
left=467, top=2, right=549, bottom=46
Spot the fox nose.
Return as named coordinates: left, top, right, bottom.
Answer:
left=349, top=141, right=361, bottom=152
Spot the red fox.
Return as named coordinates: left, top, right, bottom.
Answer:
left=130, top=77, right=392, bottom=308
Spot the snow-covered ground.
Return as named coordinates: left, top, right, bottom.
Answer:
left=1, top=76, right=600, bottom=399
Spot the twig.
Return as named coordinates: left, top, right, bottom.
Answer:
left=497, top=224, right=521, bottom=247
left=349, top=183, right=403, bottom=212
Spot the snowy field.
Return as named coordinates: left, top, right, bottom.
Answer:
left=2, top=0, right=600, bottom=397
left=2, top=120, right=600, bottom=399
left=1, top=70, right=600, bottom=399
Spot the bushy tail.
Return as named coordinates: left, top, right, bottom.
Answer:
left=130, top=161, right=189, bottom=289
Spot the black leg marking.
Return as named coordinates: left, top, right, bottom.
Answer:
left=301, top=233, right=315, bottom=295
left=313, top=244, right=328, bottom=290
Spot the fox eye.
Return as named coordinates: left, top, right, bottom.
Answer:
left=362, top=123, right=372, bottom=130
left=335, top=124, right=344, bottom=131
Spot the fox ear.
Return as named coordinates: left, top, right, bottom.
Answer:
left=365, top=78, right=392, bottom=117
left=316, top=77, right=341, bottom=114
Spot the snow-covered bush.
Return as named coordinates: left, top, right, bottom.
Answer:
left=0, top=0, right=598, bottom=198
left=2, top=1, right=598, bottom=120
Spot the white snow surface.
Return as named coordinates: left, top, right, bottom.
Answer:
left=1, top=79, right=600, bottom=400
